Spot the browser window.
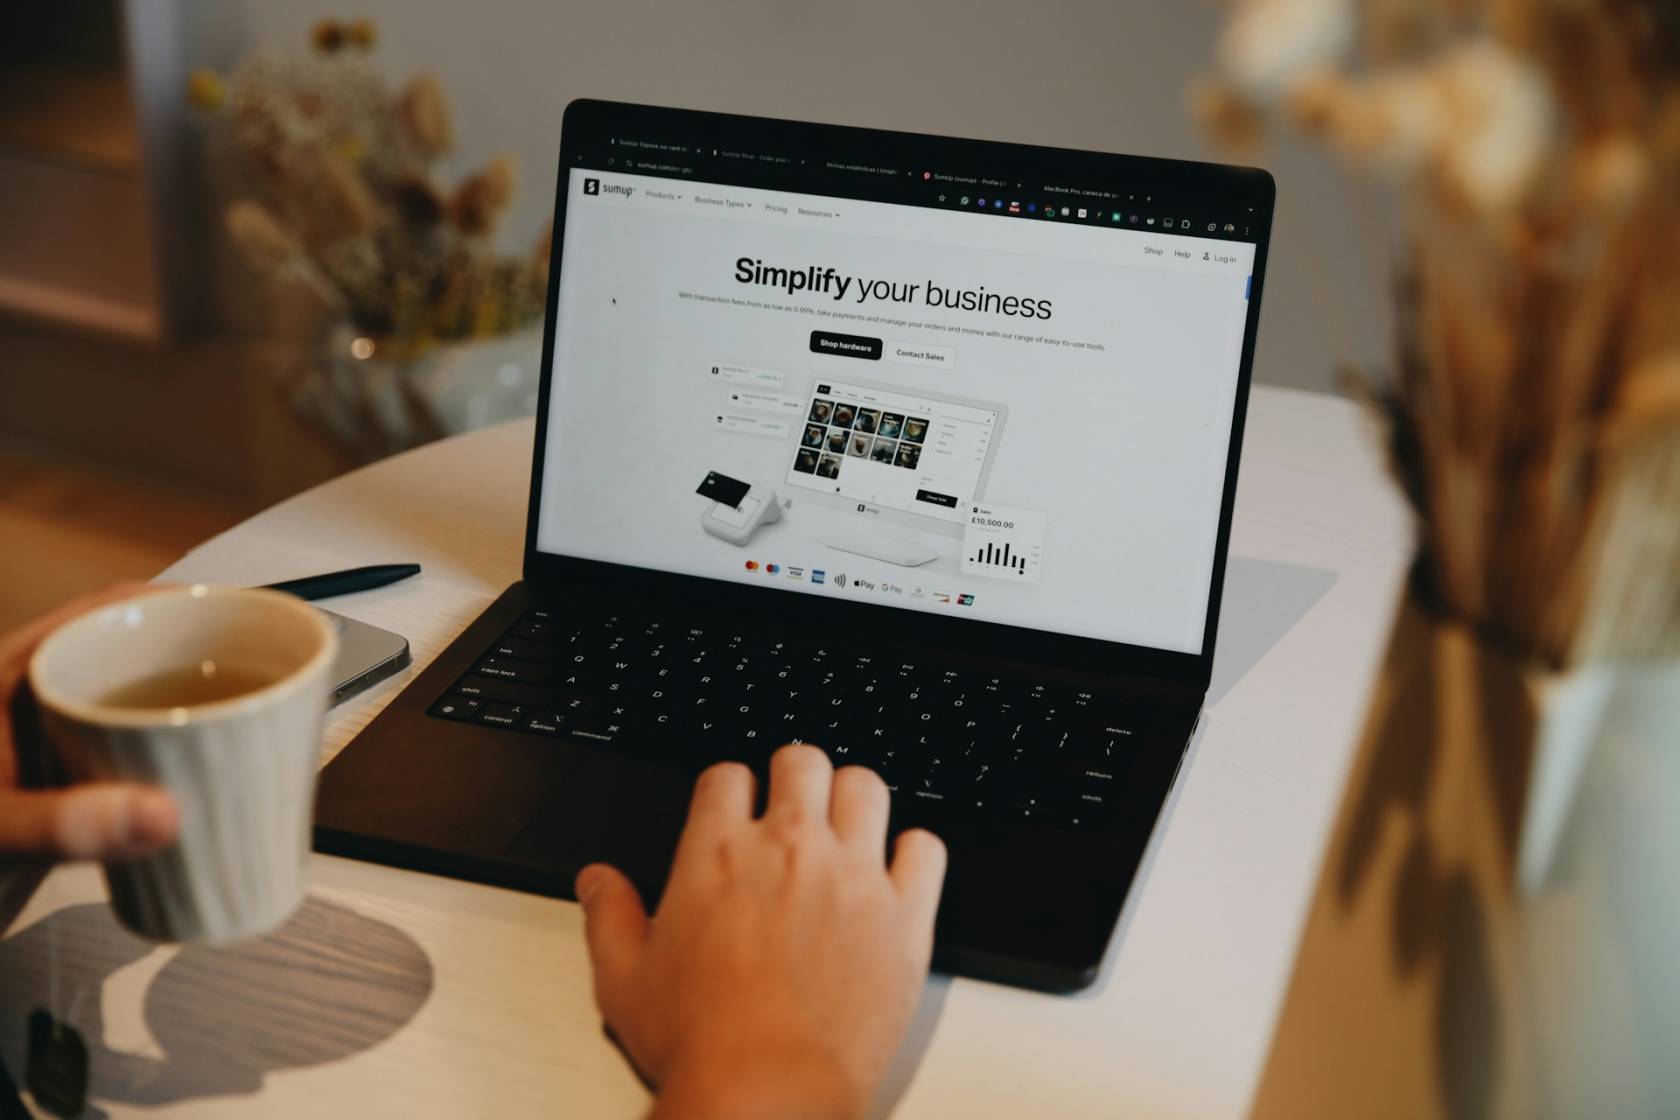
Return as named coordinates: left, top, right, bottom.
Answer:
left=537, top=168, right=1255, bottom=655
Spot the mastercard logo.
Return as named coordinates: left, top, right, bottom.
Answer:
left=744, top=561, right=759, bottom=571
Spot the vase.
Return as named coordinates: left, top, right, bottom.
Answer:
left=294, top=323, right=545, bottom=462
left=1251, top=573, right=1680, bottom=1118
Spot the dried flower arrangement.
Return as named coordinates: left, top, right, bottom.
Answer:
left=188, top=19, right=550, bottom=362
left=1195, top=0, right=1680, bottom=670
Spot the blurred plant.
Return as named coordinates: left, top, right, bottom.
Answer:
left=1195, top=0, right=1680, bottom=668
left=188, top=19, right=549, bottom=362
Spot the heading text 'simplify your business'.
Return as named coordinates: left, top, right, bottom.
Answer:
left=734, top=257, right=1054, bottom=320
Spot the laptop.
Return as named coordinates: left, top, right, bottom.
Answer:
left=314, top=99, right=1274, bottom=992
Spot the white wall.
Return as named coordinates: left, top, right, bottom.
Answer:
left=186, top=0, right=1396, bottom=395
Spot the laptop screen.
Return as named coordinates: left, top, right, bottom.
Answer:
left=535, top=113, right=1261, bottom=657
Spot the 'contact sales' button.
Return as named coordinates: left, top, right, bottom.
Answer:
left=809, top=331, right=883, bottom=360
left=887, top=341, right=954, bottom=368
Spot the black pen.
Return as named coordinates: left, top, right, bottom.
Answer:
left=262, top=563, right=422, bottom=601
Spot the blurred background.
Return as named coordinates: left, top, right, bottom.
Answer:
left=0, top=0, right=1391, bottom=632
left=5, top=5, right=1677, bottom=1117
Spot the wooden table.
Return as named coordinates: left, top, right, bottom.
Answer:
left=1, top=385, right=1416, bottom=1118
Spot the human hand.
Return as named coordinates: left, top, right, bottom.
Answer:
left=577, top=745, right=947, bottom=1120
left=0, top=585, right=181, bottom=930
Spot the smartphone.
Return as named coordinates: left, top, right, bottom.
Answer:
left=321, top=611, right=411, bottom=707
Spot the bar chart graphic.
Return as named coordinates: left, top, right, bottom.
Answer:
left=972, top=539, right=1028, bottom=575
left=960, top=503, right=1044, bottom=584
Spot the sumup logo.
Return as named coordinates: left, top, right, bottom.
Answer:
left=584, top=178, right=635, bottom=199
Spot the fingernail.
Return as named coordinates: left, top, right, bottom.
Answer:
left=575, top=866, right=603, bottom=902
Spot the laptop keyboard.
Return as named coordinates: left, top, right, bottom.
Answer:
left=427, top=606, right=1152, bottom=832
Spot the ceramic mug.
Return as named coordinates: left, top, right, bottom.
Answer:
left=28, top=585, right=338, bottom=944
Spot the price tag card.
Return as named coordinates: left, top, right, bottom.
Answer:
left=960, top=503, right=1045, bottom=584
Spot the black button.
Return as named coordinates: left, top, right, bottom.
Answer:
left=915, top=489, right=959, bottom=508
left=455, top=675, right=550, bottom=707
left=480, top=703, right=525, bottom=726
left=477, top=657, right=550, bottom=684
left=523, top=711, right=566, bottom=735
left=430, top=694, right=483, bottom=721
left=809, top=331, right=882, bottom=360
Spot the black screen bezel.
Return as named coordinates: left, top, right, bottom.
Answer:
left=523, top=99, right=1274, bottom=689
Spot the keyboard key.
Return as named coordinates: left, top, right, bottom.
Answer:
left=523, top=710, right=566, bottom=735
left=430, top=694, right=483, bottom=721
left=476, top=657, right=550, bottom=684
left=511, top=619, right=553, bottom=642
left=455, top=675, right=549, bottom=707
left=555, top=693, right=596, bottom=715
left=569, top=713, right=629, bottom=744
left=491, top=637, right=558, bottom=662
left=479, top=703, right=526, bottom=726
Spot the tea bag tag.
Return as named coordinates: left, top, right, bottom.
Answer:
left=25, top=1008, right=87, bottom=1119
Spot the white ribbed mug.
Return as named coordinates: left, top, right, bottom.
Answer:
left=27, top=585, right=338, bottom=944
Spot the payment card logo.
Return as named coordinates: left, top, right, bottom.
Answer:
left=811, top=569, right=826, bottom=584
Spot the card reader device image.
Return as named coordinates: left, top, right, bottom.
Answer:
left=696, top=470, right=785, bottom=546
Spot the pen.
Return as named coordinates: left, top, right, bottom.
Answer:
left=262, top=563, right=422, bottom=601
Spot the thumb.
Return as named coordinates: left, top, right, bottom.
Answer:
left=575, top=863, right=648, bottom=1005
left=0, top=784, right=179, bottom=861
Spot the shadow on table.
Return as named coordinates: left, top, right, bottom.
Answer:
left=0, top=895, right=432, bottom=1115
left=1253, top=589, right=1528, bottom=1120
left=871, top=972, right=952, bottom=1120
left=1207, top=556, right=1338, bottom=706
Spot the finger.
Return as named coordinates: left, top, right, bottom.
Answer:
left=685, top=761, right=755, bottom=840
left=829, top=765, right=890, bottom=853
left=0, top=785, right=179, bottom=860
left=670, top=761, right=754, bottom=878
left=575, top=863, right=648, bottom=1014
left=889, top=828, right=948, bottom=936
left=764, top=744, right=833, bottom=826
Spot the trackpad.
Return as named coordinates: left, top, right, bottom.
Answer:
left=506, top=751, right=692, bottom=901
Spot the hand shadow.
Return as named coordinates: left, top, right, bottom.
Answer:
left=0, top=896, right=432, bottom=1114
